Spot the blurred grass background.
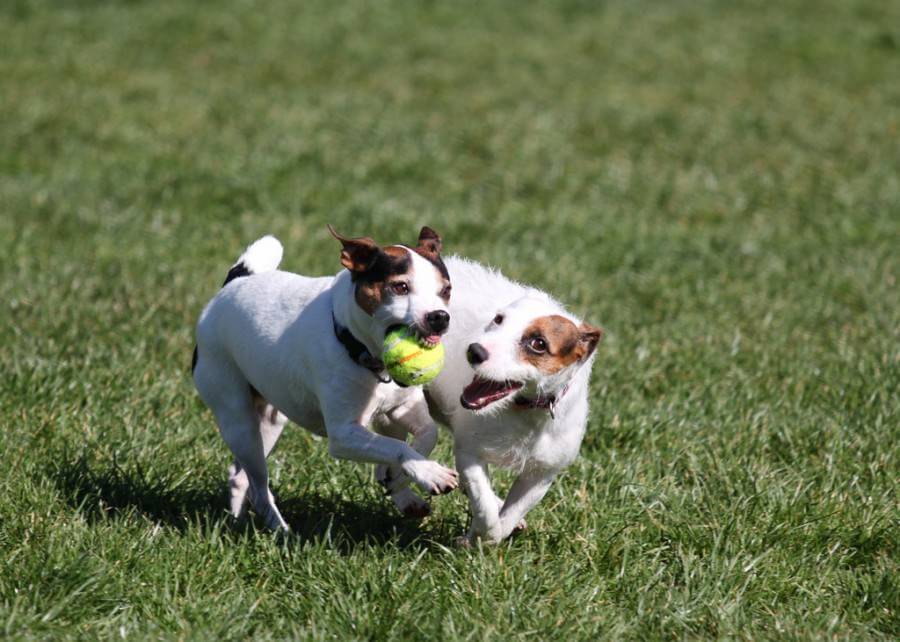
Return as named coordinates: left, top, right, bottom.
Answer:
left=1, top=0, right=898, bottom=639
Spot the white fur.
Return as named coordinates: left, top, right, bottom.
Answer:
left=193, top=236, right=458, bottom=530
left=427, top=257, right=599, bottom=544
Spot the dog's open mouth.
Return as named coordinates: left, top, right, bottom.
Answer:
left=460, top=377, right=524, bottom=410
left=418, top=333, right=442, bottom=347
left=386, top=324, right=442, bottom=347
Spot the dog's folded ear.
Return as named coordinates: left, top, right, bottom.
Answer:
left=328, top=224, right=381, bottom=273
left=416, top=226, right=442, bottom=256
left=575, top=323, right=604, bottom=361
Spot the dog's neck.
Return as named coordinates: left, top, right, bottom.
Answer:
left=514, top=385, right=568, bottom=416
left=331, top=271, right=384, bottom=359
left=515, top=361, right=591, bottom=421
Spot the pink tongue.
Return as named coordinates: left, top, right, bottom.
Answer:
left=461, top=378, right=522, bottom=409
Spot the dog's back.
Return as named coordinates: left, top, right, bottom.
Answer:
left=193, top=236, right=337, bottom=427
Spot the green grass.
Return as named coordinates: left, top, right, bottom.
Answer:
left=1, top=0, right=898, bottom=639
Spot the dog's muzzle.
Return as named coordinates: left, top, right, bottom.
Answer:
left=425, top=310, right=450, bottom=335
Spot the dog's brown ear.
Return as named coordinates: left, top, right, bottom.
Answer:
left=328, top=224, right=380, bottom=273
left=575, top=322, right=604, bottom=361
left=416, top=226, right=442, bottom=257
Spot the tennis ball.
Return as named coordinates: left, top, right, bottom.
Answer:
left=382, top=327, right=445, bottom=387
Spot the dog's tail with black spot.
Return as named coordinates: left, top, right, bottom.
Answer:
left=192, top=236, right=284, bottom=372
left=221, top=235, right=284, bottom=286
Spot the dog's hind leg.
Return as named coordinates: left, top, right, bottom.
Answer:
left=218, top=403, right=289, bottom=531
left=194, top=356, right=289, bottom=531
left=228, top=400, right=287, bottom=520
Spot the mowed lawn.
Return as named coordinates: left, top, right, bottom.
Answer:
left=1, top=0, right=898, bottom=639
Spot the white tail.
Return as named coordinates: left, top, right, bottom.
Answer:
left=238, top=235, right=283, bottom=274
left=221, top=235, right=284, bottom=286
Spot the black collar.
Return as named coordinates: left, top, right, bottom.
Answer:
left=514, top=384, right=569, bottom=418
left=333, top=315, right=392, bottom=384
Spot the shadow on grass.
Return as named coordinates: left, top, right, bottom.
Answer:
left=47, top=454, right=457, bottom=551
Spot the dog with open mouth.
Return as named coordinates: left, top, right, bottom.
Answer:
left=192, top=225, right=458, bottom=530
left=426, top=257, right=602, bottom=544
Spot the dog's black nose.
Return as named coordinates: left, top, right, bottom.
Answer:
left=467, top=343, right=489, bottom=365
left=425, top=310, right=450, bottom=334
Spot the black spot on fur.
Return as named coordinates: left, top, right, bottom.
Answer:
left=222, top=262, right=251, bottom=286
left=193, top=260, right=255, bottom=375
left=354, top=251, right=411, bottom=283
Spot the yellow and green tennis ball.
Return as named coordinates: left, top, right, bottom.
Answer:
left=383, top=326, right=445, bottom=386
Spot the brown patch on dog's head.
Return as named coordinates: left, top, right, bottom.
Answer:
left=352, top=246, right=413, bottom=315
left=329, top=225, right=416, bottom=315
left=519, top=315, right=604, bottom=374
left=383, top=245, right=410, bottom=263
left=329, top=224, right=450, bottom=315
left=354, top=282, right=382, bottom=315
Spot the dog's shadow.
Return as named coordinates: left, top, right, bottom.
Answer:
left=48, top=455, right=460, bottom=551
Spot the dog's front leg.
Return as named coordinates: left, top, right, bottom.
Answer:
left=496, top=467, right=556, bottom=541
left=388, top=398, right=439, bottom=458
left=326, top=420, right=457, bottom=496
left=375, top=399, right=442, bottom=517
left=377, top=397, right=440, bottom=489
left=456, top=450, right=503, bottom=544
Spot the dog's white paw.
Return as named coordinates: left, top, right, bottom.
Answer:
left=401, top=459, right=459, bottom=496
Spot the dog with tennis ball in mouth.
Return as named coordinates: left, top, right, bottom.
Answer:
left=192, top=225, right=458, bottom=530
left=426, top=257, right=603, bottom=545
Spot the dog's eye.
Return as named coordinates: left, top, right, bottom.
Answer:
left=390, top=282, right=410, bottom=296
left=526, top=336, right=548, bottom=353
left=440, top=284, right=452, bottom=300
left=493, top=314, right=504, bottom=325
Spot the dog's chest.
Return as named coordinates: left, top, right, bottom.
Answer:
left=468, top=409, right=581, bottom=472
left=469, top=413, right=547, bottom=470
